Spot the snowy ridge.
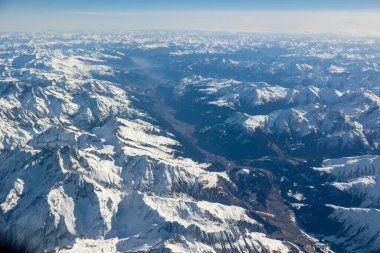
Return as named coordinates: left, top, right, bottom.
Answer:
left=179, top=76, right=293, bottom=109
left=315, top=156, right=380, bottom=180
left=2, top=31, right=380, bottom=253
left=315, top=156, right=380, bottom=251
left=179, top=76, right=378, bottom=154
left=314, top=155, right=380, bottom=208
left=326, top=205, right=380, bottom=253
left=0, top=34, right=295, bottom=253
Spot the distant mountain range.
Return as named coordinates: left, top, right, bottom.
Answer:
left=0, top=32, right=380, bottom=253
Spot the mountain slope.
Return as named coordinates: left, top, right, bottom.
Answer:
left=0, top=33, right=309, bottom=253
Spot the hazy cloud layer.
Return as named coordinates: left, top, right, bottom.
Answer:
left=1, top=10, right=380, bottom=36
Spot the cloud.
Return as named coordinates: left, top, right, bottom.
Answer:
left=1, top=10, right=380, bottom=36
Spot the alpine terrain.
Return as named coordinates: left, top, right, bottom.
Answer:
left=0, top=32, right=380, bottom=253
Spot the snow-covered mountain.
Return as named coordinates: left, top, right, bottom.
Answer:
left=0, top=32, right=321, bottom=253
left=314, top=156, right=380, bottom=251
left=174, top=75, right=380, bottom=158
left=1, top=32, right=380, bottom=252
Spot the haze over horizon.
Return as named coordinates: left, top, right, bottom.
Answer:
left=1, top=1, right=380, bottom=36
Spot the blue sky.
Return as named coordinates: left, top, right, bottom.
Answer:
left=1, top=0, right=380, bottom=34
left=2, top=0, right=380, bottom=11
